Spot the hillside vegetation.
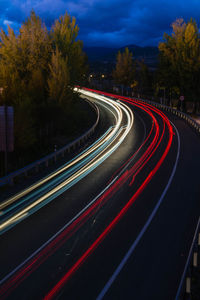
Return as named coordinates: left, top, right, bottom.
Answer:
left=0, top=10, right=89, bottom=175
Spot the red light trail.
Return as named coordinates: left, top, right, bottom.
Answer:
left=44, top=90, right=174, bottom=299
left=0, top=89, right=174, bottom=300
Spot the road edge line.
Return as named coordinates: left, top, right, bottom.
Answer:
left=96, top=120, right=180, bottom=300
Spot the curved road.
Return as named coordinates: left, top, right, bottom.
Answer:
left=0, top=89, right=199, bottom=300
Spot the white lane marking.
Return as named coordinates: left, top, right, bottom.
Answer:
left=96, top=120, right=181, bottom=300
left=175, top=216, right=200, bottom=299
left=0, top=177, right=117, bottom=286
left=0, top=94, right=121, bottom=210
left=0, top=97, right=134, bottom=284
left=0, top=100, right=134, bottom=234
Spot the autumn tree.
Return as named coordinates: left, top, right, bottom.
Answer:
left=158, top=18, right=200, bottom=111
left=48, top=48, right=69, bottom=104
left=137, top=59, right=152, bottom=97
left=0, top=27, right=22, bottom=105
left=113, top=47, right=136, bottom=95
left=0, top=10, right=88, bottom=163
left=20, top=10, right=51, bottom=106
left=51, top=12, right=87, bottom=87
left=47, top=12, right=88, bottom=137
left=0, top=11, right=53, bottom=152
left=0, top=11, right=51, bottom=105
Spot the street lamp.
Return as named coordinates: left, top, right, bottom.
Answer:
left=0, top=88, right=3, bottom=105
left=0, top=87, right=14, bottom=175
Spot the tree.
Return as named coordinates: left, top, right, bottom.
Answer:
left=0, top=26, right=22, bottom=104
left=48, top=47, right=70, bottom=105
left=0, top=10, right=51, bottom=105
left=0, top=11, right=53, bottom=153
left=19, top=10, right=51, bottom=105
left=113, top=47, right=136, bottom=95
left=51, top=12, right=87, bottom=86
left=14, top=98, right=37, bottom=151
left=0, top=9, right=88, bottom=170
left=158, top=18, right=200, bottom=111
left=137, top=59, right=152, bottom=97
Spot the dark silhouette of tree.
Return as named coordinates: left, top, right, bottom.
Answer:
left=158, top=18, right=200, bottom=111
left=0, top=10, right=88, bottom=167
left=113, top=47, right=136, bottom=95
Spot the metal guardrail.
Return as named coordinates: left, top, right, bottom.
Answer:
left=175, top=217, right=200, bottom=300
left=0, top=99, right=100, bottom=187
left=135, top=97, right=200, bottom=300
left=136, top=98, right=200, bottom=135
left=0, top=90, right=198, bottom=295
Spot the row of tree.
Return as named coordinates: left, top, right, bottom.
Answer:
left=0, top=10, right=87, bottom=162
left=0, top=13, right=199, bottom=173
left=112, top=47, right=152, bottom=97
left=158, top=18, right=200, bottom=110
left=112, top=18, right=200, bottom=112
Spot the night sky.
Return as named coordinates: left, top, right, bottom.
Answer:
left=0, top=0, right=200, bottom=47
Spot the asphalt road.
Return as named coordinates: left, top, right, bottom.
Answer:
left=0, top=91, right=199, bottom=300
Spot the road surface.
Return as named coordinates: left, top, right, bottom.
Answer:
left=0, top=89, right=199, bottom=300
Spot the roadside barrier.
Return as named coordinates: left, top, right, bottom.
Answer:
left=0, top=100, right=99, bottom=187
left=135, top=96, right=200, bottom=300
left=175, top=217, right=200, bottom=300
left=136, top=97, right=200, bottom=136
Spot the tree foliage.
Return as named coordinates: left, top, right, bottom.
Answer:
left=51, top=14, right=87, bottom=85
left=137, top=59, right=152, bottom=96
left=48, top=47, right=70, bottom=105
left=158, top=18, right=200, bottom=108
left=0, top=10, right=88, bottom=156
left=113, top=47, right=136, bottom=89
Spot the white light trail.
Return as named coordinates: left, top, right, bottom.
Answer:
left=0, top=90, right=134, bottom=234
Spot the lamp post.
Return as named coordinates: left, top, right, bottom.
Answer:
left=180, top=95, right=184, bottom=112
left=0, top=87, right=13, bottom=176
left=0, top=88, right=8, bottom=175
left=0, top=88, right=7, bottom=175
left=0, top=88, right=2, bottom=176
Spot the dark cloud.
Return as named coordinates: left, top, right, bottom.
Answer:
left=0, top=0, right=200, bottom=47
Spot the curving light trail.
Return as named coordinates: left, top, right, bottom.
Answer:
left=0, top=89, right=175, bottom=299
left=0, top=90, right=134, bottom=235
left=44, top=89, right=175, bottom=300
